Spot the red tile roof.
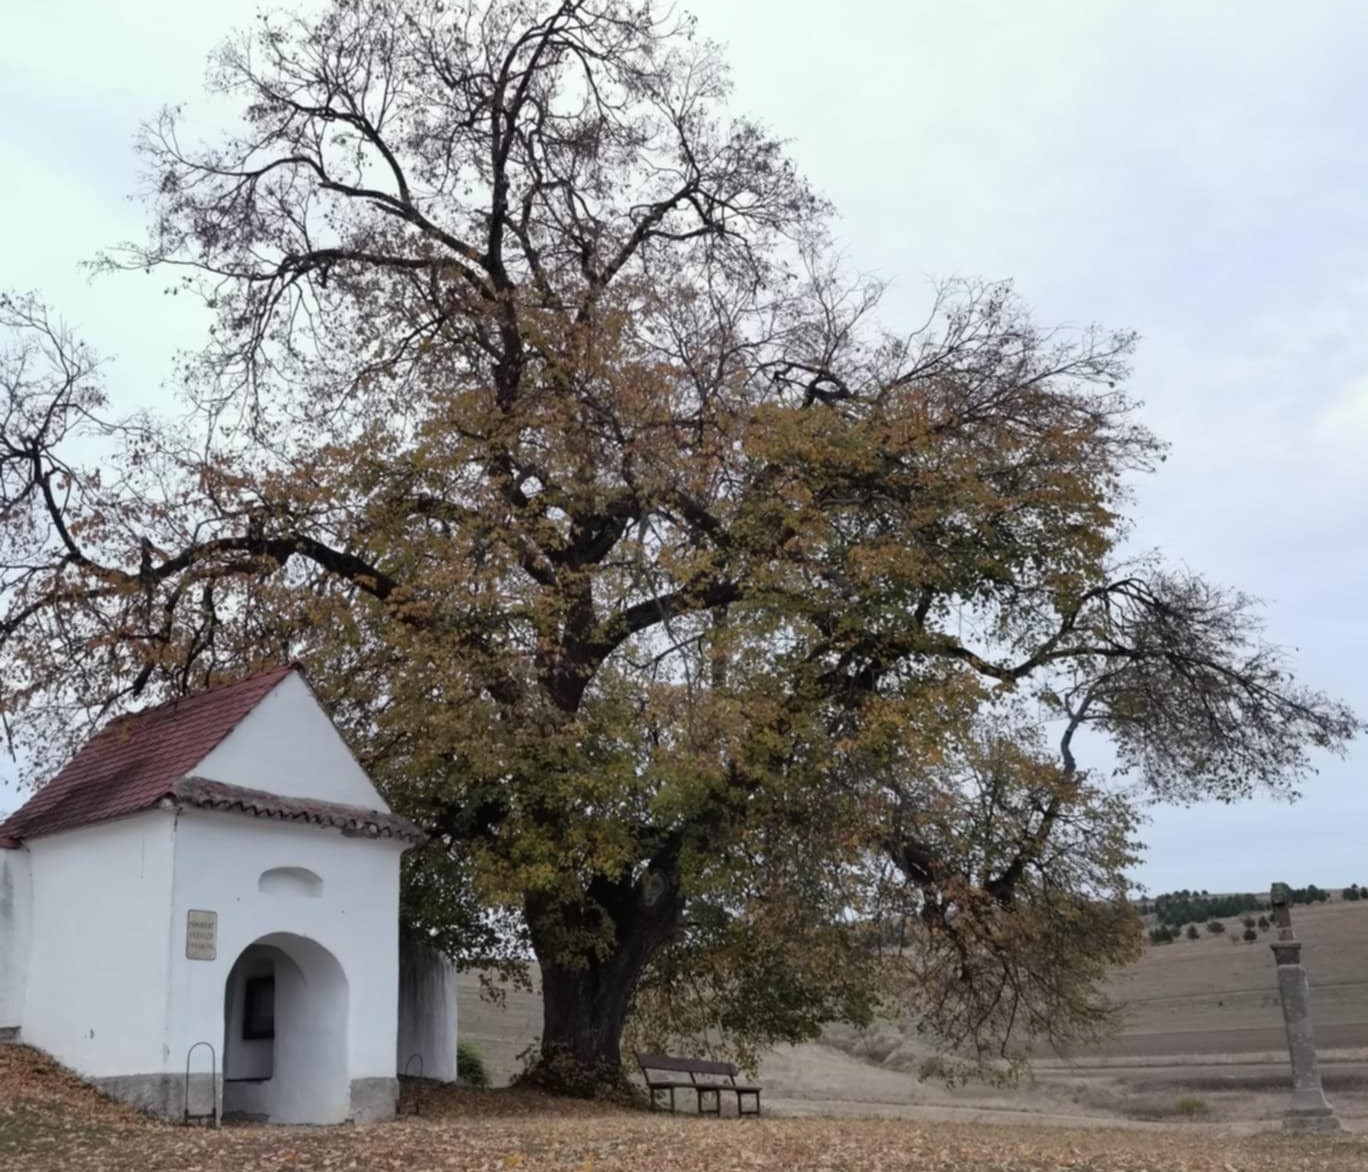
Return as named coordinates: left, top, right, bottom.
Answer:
left=0, top=665, right=296, bottom=845
left=175, top=777, right=424, bottom=843
left=0, top=837, right=18, bottom=850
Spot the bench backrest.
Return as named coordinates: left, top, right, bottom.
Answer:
left=635, top=1051, right=739, bottom=1080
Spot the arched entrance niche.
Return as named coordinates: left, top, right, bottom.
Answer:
left=222, top=932, right=350, bottom=1123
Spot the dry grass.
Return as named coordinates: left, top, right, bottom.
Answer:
left=461, top=902, right=1368, bottom=1086
left=454, top=906, right=1368, bottom=1132
left=3, top=1046, right=1368, bottom=1172
left=1105, top=900, right=1368, bottom=1049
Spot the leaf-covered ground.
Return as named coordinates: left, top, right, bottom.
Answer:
left=2, top=1045, right=1366, bottom=1172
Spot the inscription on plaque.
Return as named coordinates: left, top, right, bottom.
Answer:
left=185, top=910, right=218, bottom=961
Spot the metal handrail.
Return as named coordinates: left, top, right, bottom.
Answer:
left=184, top=1040, right=221, bottom=1128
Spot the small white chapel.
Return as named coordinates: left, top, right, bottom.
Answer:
left=0, top=664, right=457, bottom=1124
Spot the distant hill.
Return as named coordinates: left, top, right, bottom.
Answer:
left=1094, top=897, right=1368, bottom=1058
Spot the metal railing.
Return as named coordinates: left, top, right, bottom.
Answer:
left=184, top=1041, right=221, bottom=1128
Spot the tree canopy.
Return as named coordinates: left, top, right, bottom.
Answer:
left=1, top=0, right=1358, bottom=1093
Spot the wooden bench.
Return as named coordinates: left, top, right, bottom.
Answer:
left=635, top=1051, right=761, bottom=1117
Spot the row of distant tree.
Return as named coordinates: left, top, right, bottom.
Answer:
left=1148, top=914, right=1271, bottom=945
left=1135, top=884, right=1347, bottom=929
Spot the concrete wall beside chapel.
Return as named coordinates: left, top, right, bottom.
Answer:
left=166, top=809, right=406, bottom=1120
left=192, top=672, right=389, bottom=810
left=397, top=935, right=459, bottom=1083
left=20, top=811, right=176, bottom=1078
left=0, top=846, right=33, bottom=1032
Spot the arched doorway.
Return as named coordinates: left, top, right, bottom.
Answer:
left=222, top=932, right=350, bottom=1123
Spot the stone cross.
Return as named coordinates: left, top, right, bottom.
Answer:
left=1269, top=882, right=1342, bottom=1133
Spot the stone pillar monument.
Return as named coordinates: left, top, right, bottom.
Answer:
left=1269, top=882, right=1342, bottom=1133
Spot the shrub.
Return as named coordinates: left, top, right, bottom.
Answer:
left=1257, top=915, right=1270, bottom=930
left=457, top=1039, right=492, bottom=1088
left=1241, top=916, right=1256, bottom=929
left=1175, top=1095, right=1210, bottom=1118
left=1242, top=927, right=1258, bottom=942
left=1206, top=920, right=1225, bottom=934
left=1148, top=925, right=1175, bottom=945
left=917, top=1055, right=950, bottom=1081
left=1344, top=885, right=1361, bottom=902
left=1185, top=924, right=1201, bottom=941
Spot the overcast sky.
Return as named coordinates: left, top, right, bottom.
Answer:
left=3, top=1, right=1366, bottom=895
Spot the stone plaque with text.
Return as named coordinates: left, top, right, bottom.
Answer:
left=185, top=909, right=218, bottom=961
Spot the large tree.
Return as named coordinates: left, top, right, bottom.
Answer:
left=1, top=0, right=1357, bottom=1092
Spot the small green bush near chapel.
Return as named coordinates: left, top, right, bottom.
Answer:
left=457, top=1040, right=492, bottom=1088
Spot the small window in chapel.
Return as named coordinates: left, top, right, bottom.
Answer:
left=242, top=976, right=276, bottom=1040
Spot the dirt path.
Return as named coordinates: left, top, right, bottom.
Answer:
left=1064, top=1023, right=1368, bottom=1058
left=757, top=1040, right=1368, bottom=1131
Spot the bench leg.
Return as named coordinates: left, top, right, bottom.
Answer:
left=736, top=1090, right=761, bottom=1117
left=696, top=1087, right=720, bottom=1117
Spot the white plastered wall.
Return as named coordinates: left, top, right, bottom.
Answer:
left=20, top=811, right=177, bottom=1077
left=166, top=809, right=404, bottom=1121
left=396, top=936, right=459, bottom=1083
left=192, top=672, right=389, bottom=810
left=0, top=847, right=33, bottom=1031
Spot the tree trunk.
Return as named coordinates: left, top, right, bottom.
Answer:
left=536, top=955, right=641, bottom=1096
left=523, top=867, right=683, bottom=1096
